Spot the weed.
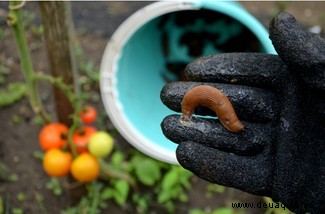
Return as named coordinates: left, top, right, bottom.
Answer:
left=46, top=178, right=63, bottom=196
left=35, top=193, right=47, bottom=214
left=0, top=196, right=3, bottom=214
left=0, top=83, right=26, bottom=107
left=0, top=28, right=5, bottom=40
left=16, top=193, right=26, bottom=202
left=206, top=184, right=225, bottom=198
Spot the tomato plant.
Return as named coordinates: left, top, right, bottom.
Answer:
left=39, top=123, right=68, bottom=151
left=71, top=153, right=99, bottom=183
left=72, top=126, right=97, bottom=153
left=43, top=149, right=72, bottom=177
left=88, top=131, right=114, bottom=158
left=79, top=105, right=97, bottom=124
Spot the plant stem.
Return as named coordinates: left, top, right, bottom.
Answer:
left=98, top=159, right=137, bottom=189
left=8, top=1, right=51, bottom=124
left=34, top=72, right=84, bottom=157
left=34, top=73, right=79, bottom=110
left=89, top=183, right=100, bottom=214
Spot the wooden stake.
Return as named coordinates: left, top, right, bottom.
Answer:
left=39, top=1, right=78, bottom=126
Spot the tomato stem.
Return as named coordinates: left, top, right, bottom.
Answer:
left=98, top=159, right=137, bottom=189
left=8, top=1, right=51, bottom=124
left=67, top=128, right=77, bottom=157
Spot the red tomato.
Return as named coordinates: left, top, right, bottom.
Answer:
left=39, top=123, right=69, bottom=151
left=72, top=126, right=97, bottom=153
left=79, top=106, right=97, bottom=124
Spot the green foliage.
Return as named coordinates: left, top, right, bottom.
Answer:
left=0, top=83, right=26, bottom=107
left=35, top=193, right=47, bottom=214
left=102, top=150, right=193, bottom=213
left=206, top=184, right=225, bottom=198
left=132, top=193, right=150, bottom=214
left=0, top=195, right=3, bottom=214
left=263, top=197, right=291, bottom=214
left=12, top=208, right=23, bottom=214
left=0, top=64, right=11, bottom=84
left=100, top=180, right=130, bottom=206
left=62, top=182, right=108, bottom=214
left=79, top=61, right=100, bottom=84
left=0, top=161, right=19, bottom=182
left=33, top=150, right=45, bottom=160
left=8, top=174, right=19, bottom=182
left=156, top=165, right=192, bottom=212
left=271, top=1, right=289, bottom=17
left=190, top=208, right=236, bottom=214
left=0, top=28, right=5, bottom=40
left=46, top=178, right=63, bottom=196
left=21, top=10, right=36, bottom=27
left=16, top=193, right=26, bottom=202
left=11, top=115, right=22, bottom=125
left=75, top=44, right=100, bottom=92
left=132, top=156, right=161, bottom=186
left=61, top=150, right=194, bottom=213
left=276, top=1, right=288, bottom=12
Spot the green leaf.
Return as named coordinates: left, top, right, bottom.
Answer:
left=11, top=115, right=21, bottom=125
left=8, top=174, right=19, bottom=182
left=113, top=180, right=129, bottom=205
left=12, top=208, right=23, bottom=214
left=157, top=190, right=173, bottom=204
left=178, top=193, right=188, bottom=202
left=165, top=201, right=175, bottom=213
left=0, top=83, right=26, bottom=107
left=161, top=169, right=178, bottom=190
left=17, top=193, right=26, bottom=202
left=111, top=151, right=124, bottom=167
left=212, top=208, right=234, bottom=214
left=132, top=194, right=148, bottom=213
left=53, top=188, right=62, bottom=196
left=0, top=64, right=10, bottom=75
left=33, top=151, right=44, bottom=160
left=134, top=159, right=161, bottom=186
left=207, top=184, right=225, bottom=194
left=101, top=188, right=114, bottom=200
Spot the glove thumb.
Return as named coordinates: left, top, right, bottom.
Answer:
left=269, top=12, right=325, bottom=90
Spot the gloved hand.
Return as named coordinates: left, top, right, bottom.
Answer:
left=160, top=13, right=324, bottom=213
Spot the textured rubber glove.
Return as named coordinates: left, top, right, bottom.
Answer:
left=160, top=13, right=324, bottom=213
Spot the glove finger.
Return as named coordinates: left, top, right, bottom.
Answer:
left=161, top=82, right=280, bottom=123
left=184, top=53, right=289, bottom=90
left=269, top=13, right=325, bottom=90
left=176, top=141, right=272, bottom=196
left=161, top=114, right=274, bottom=156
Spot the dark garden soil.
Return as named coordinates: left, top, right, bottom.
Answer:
left=0, top=1, right=324, bottom=214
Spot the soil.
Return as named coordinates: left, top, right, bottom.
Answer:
left=0, top=1, right=324, bottom=214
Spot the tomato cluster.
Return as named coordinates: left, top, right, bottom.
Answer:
left=39, top=106, right=114, bottom=183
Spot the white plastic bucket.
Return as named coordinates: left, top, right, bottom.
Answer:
left=100, top=1, right=276, bottom=164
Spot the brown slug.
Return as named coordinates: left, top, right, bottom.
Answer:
left=181, top=85, right=244, bottom=133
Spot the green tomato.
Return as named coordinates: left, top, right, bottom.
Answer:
left=88, top=131, right=114, bottom=158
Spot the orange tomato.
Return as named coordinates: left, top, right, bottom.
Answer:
left=43, top=149, right=72, bottom=177
left=39, top=123, right=69, bottom=151
left=71, top=153, right=99, bottom=183
left=72, top=126, right=97, bottom=153
left=79, top=106, right=97, bottom=124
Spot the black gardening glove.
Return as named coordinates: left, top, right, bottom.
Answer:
left=160, top=13, right=324, bottom=213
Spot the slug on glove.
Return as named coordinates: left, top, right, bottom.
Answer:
left=181, top=85, right=244, bottom=133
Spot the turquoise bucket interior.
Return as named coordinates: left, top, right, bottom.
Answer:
left=100, top=1, right=276, bottom=164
